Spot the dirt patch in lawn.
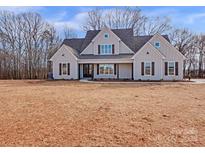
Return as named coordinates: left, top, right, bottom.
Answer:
left=0, top=80, right=204, bottom=146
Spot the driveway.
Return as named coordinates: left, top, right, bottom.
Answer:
left=191, top=79, right=205, bottom=84
left=80, top=78, right=205, bottom=85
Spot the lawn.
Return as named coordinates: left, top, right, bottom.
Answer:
left=0, top=80, right=204, bottom=146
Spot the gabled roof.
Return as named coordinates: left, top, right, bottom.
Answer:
left=131, top=42, right=166, bottom=59
left=80, top=30, right=100, bottom=51
left=112, top=28, right=135, bottom=51
left=61, top=28, right=170, bottom=57
left=133, top=35, right=170, bottom=52
left=63, top=38, right=84, bottom=52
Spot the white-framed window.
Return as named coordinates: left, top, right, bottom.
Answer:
left=62, top=63, right=67, bottom=75
left=104, top=33, right=109, bottom=38
left=155, top=42, right=160, bottom=48
left=168, top=62, right=175, bottom=75
left=99, top=64, right=114, bottom=75
left=144, top=62, right=151, bottom=76
left=100, top=44, right=112, bottom=55
left=59, top=63, right=70, bottom=75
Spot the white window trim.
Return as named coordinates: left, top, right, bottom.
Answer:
left=99, top=64, right=114, bottom=75
left=62, top=63, right=67, bottom=75
left=144, top=61, right=152, bottom=76
left=60, top=63, right=70, bottom=76
left=154, top=41, right=160, bottom=48
left=99, top=44, right=112, bottom=55
left=168, top=61, right=175, bottom=76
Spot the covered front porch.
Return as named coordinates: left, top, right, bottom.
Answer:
left=79, top=63, right=133, bottom=80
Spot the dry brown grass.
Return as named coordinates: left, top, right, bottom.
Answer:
left=0, top=80, right=204, bottom=147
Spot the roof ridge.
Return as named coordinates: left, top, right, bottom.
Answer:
left=134, top=34, right=169, bottom=37
left=87, top=28, right=133, bottom=32
left=64, top=37, right=85, bottom=40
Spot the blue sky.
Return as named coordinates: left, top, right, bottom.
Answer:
left=1, top=6, right=205, bottom=37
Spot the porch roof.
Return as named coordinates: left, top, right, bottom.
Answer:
left=78, top=54, right=133, bottom=59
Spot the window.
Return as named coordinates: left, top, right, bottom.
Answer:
left=144, top=62, right=151, bottom=75
left=168, top=62, right=175, bottom=75
left=100, top=44, right=112, bottom=55
left=59, top=63, right=70, bottom=75
left=104, top=33, right=109, bottom=38
left=62, top=64, right=67, bottom=75
left=99, top=64, right=114, bottom=75
left=155, top=42, right=160, bottom=48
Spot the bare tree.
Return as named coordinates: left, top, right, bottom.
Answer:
left=83, top=7, right=146, bottom=35
left=170, top=28, right=196, bottom=77
left=83, top=8, right=103, bottom=31
left=0, top=11, right=61, bottom=79
left=105, top=7, right=146, bottom=35
left=82, top=7, right=172, bottom=36
left=170, top=28, right=194, bottom=55
left=196, top=35, right=205, bottom=77
left=141, top=16, right=172, bottom=35
left=185, top=37, right=198, bottom=77
left=63, top=25, right=78, bottom=39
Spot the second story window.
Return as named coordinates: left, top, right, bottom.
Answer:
left=98, top=44, right=113, bottom=55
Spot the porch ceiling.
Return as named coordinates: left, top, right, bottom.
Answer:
left=78, top=59, right=133, bottom=64
left=78, top=54, right=133, bottom=64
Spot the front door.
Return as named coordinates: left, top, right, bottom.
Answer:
left=83, top=64, right=93, bottom=78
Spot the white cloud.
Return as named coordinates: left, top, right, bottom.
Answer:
left=46, top=11, right=68, bottom=23
left=47, top=7, right=121, bottom=32
left=186, top=13, right=205, bottom=24
left=143, top=8, right=178, bottom=18
left=48, top=11, right=88, bottom=31
left=0, top=6, right=44, bottom=13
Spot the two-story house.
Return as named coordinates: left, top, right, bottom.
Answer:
left=49, top=27, right=186, bottom=80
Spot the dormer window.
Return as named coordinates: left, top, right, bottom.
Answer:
left=155, top=42, right=160, bottom=48
left=104, top=33, right=109, bottom=39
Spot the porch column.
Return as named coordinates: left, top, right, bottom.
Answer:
left=78, top=64, right=80, bottom=79
left=117, top=64, right=119, bottom=79
left=92, top=64, right=94, bottom=80
left=131, top=63, right=134, bottom=80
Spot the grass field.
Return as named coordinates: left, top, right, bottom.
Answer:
left=0, top=80, right=204, bottom=146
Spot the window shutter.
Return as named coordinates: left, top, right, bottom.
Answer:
left=152, top=62, right=155, bottom=76
left=59, top=63, right=62, bottom=75
left=165, top=62, right=168, bottom=76
left=114, top=64, right=117, bottom=75
left=67, top=63, right=70, bottom=75
left=175, top=62, right=178, bottom=76
left=112, top=44, right=115, bottom=54
left=141, top=62, right=144, bottom=76
left=98, top=45, right=100, bottom=54
left=97, top=64, right=99, bottom=75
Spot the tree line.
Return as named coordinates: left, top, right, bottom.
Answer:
left=0, top=7, right=204, bottom=79
left=0, top=11, right=61, bottom=79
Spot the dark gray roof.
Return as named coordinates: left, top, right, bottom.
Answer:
left=63, top=38, right=84, bottom=52
left=133, top=35, right=170, bottom=52
left=133, top=35, right=153, bottom=52
left=61, top=28, right=170, bottom=57
left=112, top=29, right=135, bottom=51
left=79, top=54, right=133, bottom=59
left=80, top=30, right=100, bottom=51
